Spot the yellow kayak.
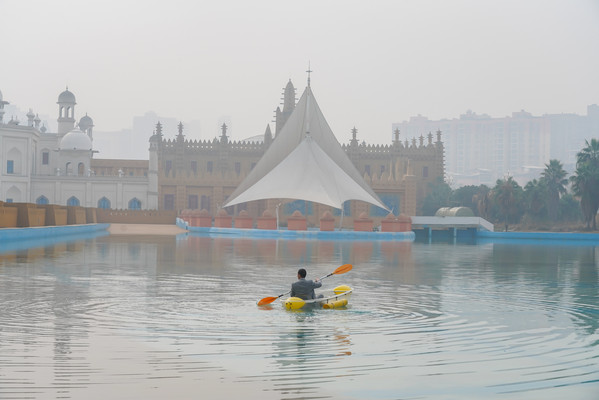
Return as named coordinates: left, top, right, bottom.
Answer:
left=283, top=285, right=353, bottom=310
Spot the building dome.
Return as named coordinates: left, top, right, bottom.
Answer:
left=58, top=88, right=76, bottom=104
left=0, top=89, right=3, bottom=101
left=60, top=128, right=92, bottom=151
left=79, top=114, right=93, bottom=125
left=79, top=114, right=94, bottom=131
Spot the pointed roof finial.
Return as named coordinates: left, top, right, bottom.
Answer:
left=306, top=61, right=312, bottom=87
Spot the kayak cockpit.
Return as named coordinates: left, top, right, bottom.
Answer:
left=284, top=285, right=353, bottom=310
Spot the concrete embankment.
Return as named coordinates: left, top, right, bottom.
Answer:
left=0, top=223, right=110, bottom=242
left=478, top=230, right=599, bottom=242
left=0, top=223, right=188, bottom=242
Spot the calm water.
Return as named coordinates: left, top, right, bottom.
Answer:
left=0, top=233, right=598, bottom=400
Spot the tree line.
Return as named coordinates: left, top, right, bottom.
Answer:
left=422, top=139, right=599, bottom=231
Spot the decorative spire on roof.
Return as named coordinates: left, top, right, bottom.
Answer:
left=177, top=121, right=185, bottom=142
left=264, top=124, right=273, bottom=146
left=155, top=121, right=163, bottom=136
left=350, top=127, right=359, bottom=146
left=393, top=128, right=400, bottom=143
left=27, top=109, right=35, bottom=126
left=220, top=123, right=228, bottom=144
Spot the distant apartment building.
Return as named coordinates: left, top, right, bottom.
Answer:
left=392, top=104, right=599, bottom=187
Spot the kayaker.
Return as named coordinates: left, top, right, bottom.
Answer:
left=291, top=268, right=323, bottom=300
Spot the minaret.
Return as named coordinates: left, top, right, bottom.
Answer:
left=393, top=128, right=401, bottom=145
left=26, top=109, right=35, bottom=127
left=147, top=122, right=162, bottom=209
left=0, top=89, right=9, bottom=123
left=275, top=79, right=296, bottom=135
left=435, top=129, right=445, bottom=180
left=57, top=87, right=76, bottom=135
left=79, top=113, right=94, bottom=140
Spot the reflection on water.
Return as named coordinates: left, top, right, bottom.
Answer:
left=0, top=233, right=598, bottom=399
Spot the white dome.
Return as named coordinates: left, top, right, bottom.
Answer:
left=60, top=128, right=92, bottom=151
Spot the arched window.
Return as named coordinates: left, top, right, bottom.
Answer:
left=128, top=197, right=141, bottom=210
left=67, top=196, right=80, bottom=206
left=6, top=186, right=21, bottom=203
left=78, top=162, right=85, bottom=176
left=36, top=195, right=49, bottom=205
left=65, top=162, right=73, bottom=176
left=98, top=197, right=111, bottom=209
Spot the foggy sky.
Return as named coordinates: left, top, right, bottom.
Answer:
left=2, top=0, right=598, bottom=145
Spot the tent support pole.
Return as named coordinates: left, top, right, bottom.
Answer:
left=276, top=203, right=280, bottom=230
left=339, top=207, right=344, bottom=231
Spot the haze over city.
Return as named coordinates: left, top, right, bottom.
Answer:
left=2, top=0, right=598, bottom=155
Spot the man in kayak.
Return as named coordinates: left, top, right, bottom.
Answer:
left=291, top=268, right=323, bottom=300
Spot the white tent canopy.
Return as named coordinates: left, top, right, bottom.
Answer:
left=223, top=85, right=389, bottom=212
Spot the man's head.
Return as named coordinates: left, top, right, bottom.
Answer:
left=297, top=268, right=307, bottom=278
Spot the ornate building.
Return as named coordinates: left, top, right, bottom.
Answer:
left=0, top=87, right=155, bottom=209
left=151, top=80, right=444, bottom=226
left=0, top=81, right=444, bottom=225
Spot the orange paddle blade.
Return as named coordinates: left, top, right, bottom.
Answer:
left=257, top=296, right=277, bottom=306
left=333, top=264, right=352, bottom=275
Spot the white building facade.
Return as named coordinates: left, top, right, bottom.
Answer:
left=0, top=88, right=157, bottom=209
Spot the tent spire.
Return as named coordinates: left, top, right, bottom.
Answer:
left=306, top=61, right=312, bottom=87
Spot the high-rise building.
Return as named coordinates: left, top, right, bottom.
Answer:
left=393, top=106, right=599, bottom=187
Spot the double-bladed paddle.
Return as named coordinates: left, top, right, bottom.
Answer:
left=257, top=263, right=352, bottom=306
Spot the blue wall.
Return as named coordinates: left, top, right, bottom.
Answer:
left=0, top=224, right=109, bottom=243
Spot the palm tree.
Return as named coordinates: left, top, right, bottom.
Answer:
left=493, top=176, right=523, bottom=231
left=524, top=178, right=546, bottom=219
left=571, top=163, right=598, bottom=230
left=577, top=138, right=599, bottom=167
left=540, top=159, right=568, bottom=221
left=571, top=139, right=599, bottom=230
